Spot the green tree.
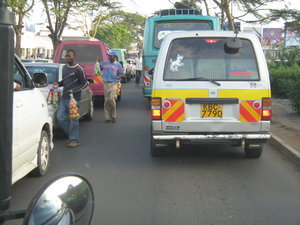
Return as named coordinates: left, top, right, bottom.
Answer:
left=95, top=24, right=132, bottom=48
left=71, top=0, right=120, bottom=37
left=92, top=9, right=145, bottom=49
left=8, top=0, right=35, bottom=56
left=106, top=10, right=145, bottom=49
left=41, top=0, right=117, bottom=54
left=266, top=9, right=300, bottom=32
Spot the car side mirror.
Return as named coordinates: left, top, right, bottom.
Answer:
left=23, top=173, right=94, bottom=225
left=32, top=72, right=48, bottom=87
left=87, top=79, right=94, bottom=84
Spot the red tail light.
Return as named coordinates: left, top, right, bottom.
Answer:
left=205, top=39, right=218, bottom=44
left=151, top=97, right=161, bottom=120
left=262, top=98, right=272, bottom=120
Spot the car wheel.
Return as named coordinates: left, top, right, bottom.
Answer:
left=31, top=130, right=50, bottom=176
left=244, top=143, right=263, bottom=158
left=83, top=99, right=94, bottom=121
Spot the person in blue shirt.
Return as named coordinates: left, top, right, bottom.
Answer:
left=100, top=51, right=124, bottom=123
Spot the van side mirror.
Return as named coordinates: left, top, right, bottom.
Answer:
left=224, top=38, right=242, bottom=54
left=23, top=174, right=94, bottom=225
left=32, top=72, right=48, bottom=87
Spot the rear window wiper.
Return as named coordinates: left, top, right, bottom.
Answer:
left=178, top=77, right=221, bottom=86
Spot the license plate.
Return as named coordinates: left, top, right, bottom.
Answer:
left=201, top=104, right=223, bottom=118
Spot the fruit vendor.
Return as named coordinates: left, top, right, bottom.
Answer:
left=54, top=49, right=88, bottom=148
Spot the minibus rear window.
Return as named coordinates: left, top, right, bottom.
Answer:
left=154, top=22, right=212, bottom=48
left=164, top=37, right=260, bottom=81
left=59, top=44, right=103, bottom=64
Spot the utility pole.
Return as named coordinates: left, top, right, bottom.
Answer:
left=0, top=0, right=15, bottom=212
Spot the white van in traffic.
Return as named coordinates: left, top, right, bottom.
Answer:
left=151, top=31, right=271, bottom=158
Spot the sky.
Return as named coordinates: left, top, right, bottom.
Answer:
left=27, top=0, right=300, bottom=35
left=120, top=0, right=300, bottom=28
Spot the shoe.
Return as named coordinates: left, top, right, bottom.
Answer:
left=112, top=118, right=116, bottom=123
left=67, top=141, right=80, bottom=148
left=105, top=120, right=111, bottom=123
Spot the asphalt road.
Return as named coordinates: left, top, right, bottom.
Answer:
left=7, top=82, right=300, bottom=225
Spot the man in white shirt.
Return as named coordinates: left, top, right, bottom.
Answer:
left=135, top=52, right=142, bottom=85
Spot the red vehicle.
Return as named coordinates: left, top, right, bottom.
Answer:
left=53, top=39, right=120, bottom=102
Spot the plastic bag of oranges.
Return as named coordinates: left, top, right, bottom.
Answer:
left=69, top=93, right=80, bottom=119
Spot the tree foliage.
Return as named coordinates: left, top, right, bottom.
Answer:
left=93, top=10, right=145, bottom=49
left=8, top=0, right=35, bottom=56
left=71, top=0, right=120, bottom=37
left=266, top=9, right=300, bottom=32
left=95, top=25, right=132, bottom=48
left=179, top=0, right=286, bottom=30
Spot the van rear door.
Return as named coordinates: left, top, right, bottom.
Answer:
left=154, top=35, right=271, bottom=133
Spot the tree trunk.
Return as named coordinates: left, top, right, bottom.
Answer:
left=15, top=14, right=24, bottom=57
left=50, top=35, right=60, bottom=59
left=223, top=0, right=235, bottom=30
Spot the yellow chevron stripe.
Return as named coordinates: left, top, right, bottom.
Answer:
left=241, top=101, right=260, bottom=121
left=176, top=113, right=184, bottom=122
left=163, top=101, right=183, bottom=120
left=240, top=114, right=247, bottom=122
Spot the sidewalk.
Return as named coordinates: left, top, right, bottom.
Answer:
left=269, top=99, right=300, bottom=163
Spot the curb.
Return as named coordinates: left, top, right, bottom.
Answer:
left=270, top=132, right=300, bottom=163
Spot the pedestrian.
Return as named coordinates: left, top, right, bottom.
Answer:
left=135, top=52, right=142, bottom=85
left=100, top=50, right=124, bottom=123
left=54, top=49, right=88, bottom=148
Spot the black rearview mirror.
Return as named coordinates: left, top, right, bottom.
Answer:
left=23, top=173, right=94, bottom=225
left=32, top=72, right=48, bottom=88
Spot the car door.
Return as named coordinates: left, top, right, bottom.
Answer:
left=12, top=60, right=44, bottom=176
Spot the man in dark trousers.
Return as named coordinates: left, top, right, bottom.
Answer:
left=54, top=49, right=88, bottom=147
left=135, top=52, right=142, bottom=85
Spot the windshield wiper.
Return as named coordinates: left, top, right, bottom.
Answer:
left=179, top=77, right=221, bottom=86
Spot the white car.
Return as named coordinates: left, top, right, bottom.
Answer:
left=12, top=57, right=53, bottom=184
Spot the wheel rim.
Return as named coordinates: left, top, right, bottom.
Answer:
left=40, top=135, right=49, bottom=170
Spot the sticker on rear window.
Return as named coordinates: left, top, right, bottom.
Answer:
left=170, top=54, right=184, bottom=72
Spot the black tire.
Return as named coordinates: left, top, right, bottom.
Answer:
left=30, top=130, right=50, bottom=176
left=244, top=143, right=263, bottom=158
left=94, top=96, right=104, bottom=107
left=83, top=99, right=94, bottom=121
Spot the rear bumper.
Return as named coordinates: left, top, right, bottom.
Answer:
left=153, top=133, right=270, bottom=141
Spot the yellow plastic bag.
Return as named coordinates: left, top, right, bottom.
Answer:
left=69, top=94, right=80, bottom=119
